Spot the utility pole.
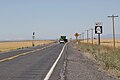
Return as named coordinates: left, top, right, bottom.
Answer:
left=86, top=30, right=89, bottom=43
left=79, top=34, right=81, bottom=41
left=82, top=32, right=84, bottom=42
left=108, top=15, right=118, bottom=48
left=91, top=28, right=94, bottom=44
left=79, top=34, right=82, bottom=42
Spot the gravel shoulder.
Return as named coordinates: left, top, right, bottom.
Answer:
left=65, top=43, right=119, bottom=80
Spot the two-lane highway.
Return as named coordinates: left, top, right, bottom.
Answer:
left=0, top=43, right=65, bottom=80
left=0, top=42, right=119, bottom=80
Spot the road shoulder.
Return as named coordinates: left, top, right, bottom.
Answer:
left=65, top=44, right=119, bottom=80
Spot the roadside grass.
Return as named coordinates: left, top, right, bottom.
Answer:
left=0, top=40, right=55, bottom=52
left=76, top=41, right=120, bottom=77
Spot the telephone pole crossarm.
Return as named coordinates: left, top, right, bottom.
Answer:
left=108, top=15, right=118, bottom=18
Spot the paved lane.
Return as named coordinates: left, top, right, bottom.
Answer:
left=0, top=44, right=51, bottom=60
left=0, top=42, right=118, bottom=80
left=0, top=43, right=64, bottom=80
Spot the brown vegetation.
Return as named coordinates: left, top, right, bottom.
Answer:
left=80, top=39, right=120, bottom=47
left=0, top=40, right=55, bottom=52
left=75, top=40, right=120, bottom=79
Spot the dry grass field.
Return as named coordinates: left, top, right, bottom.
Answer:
left=0, top=40, right=55, bottom=52
left=76, top=39, right=120, bottom=78
left=80, top=39, right=120, bottom=48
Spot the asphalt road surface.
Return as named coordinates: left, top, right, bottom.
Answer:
left=0, top=43, right=65, bottom=80
left=0, top=43, right=119, bottom=80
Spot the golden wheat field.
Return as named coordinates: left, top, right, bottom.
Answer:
left=0, top=40, right=55, bottom=52
left=80, top=39, right=120, bottom=47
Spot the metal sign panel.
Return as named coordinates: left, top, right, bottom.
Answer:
left=95, top=26, right=102, bottom=34
left=74, top=32, right=79, bottom=37
left=33, top=32, right=35, bottom=35
left=95, top=22, right=103, bottom=26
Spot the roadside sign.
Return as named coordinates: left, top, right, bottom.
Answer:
left=95, top=22, right=103, bottom=46
left=74, top=32, right=79, bottom=37
left=95, top=26, right=102, bottom=34
left=32, top=32, right=35, bottom=47
left=95, top=22, right=103, bottom=26
left=74, top=32, right=79, bottom=41
left=33, top=32, right=35, bottom=36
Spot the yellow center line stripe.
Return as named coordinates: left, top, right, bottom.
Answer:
left=0, top=45, right=53, bottom=63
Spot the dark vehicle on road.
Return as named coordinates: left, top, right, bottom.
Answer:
left=59, top=36, right=68, bottom=44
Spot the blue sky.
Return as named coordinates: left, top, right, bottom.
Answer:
left=0, top=0, right=120, bottom=40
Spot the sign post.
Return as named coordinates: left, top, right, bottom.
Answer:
left=95, top=26, right=102, bottom=45
left=74, top=32, right=79, bottom=45
left=95, top=22, right=103, bottom=54
left=74, top=32, right=79, bottom=40
left=32, top=32, right=35, bottom=47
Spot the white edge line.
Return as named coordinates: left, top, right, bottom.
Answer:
left=44, top=43, right=67, bottom=80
